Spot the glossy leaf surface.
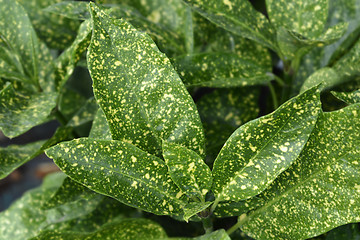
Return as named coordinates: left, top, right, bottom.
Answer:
left=46, top=138, right=186, bottom=215
left=332, top=89, right=360, bottom=104
left=240, top=104, right=360, bottom=239
left=212, top=86, right=321, bottom=202
left=87, top=4, right=205, bottom=156
left=163, top=141, right=212, bottom=200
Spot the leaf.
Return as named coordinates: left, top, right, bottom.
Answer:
left=162, top=141, right=212, bottom=200
left=46, top=138, right=186, bottom=215
left=89, top=109, right=111, bottom=140
left=240, top=104, right=360, bottom=239
left=276, top=23, right=348, bottom=59
left=325, top=223, right=360, bottom=240
left=192, top=229, right=231, bottom=240
left=196, top=88, right=260, bottom=160
left=44, top=1, right=90, bottom=20
left=0, top=173, right=66, bottom=240
left=173, top=52, right=273, bottom=87
left=0, top=0, right=54, bottom=91
left=300, top=67, right=340, bottom=92
left=183, top=0, right=277, bottom=51
left=87, top=3, right=205, bottom=156
left=17, top=0, right=80, bottom=49
left=0, top=140, right=45, bottom=179
left=31, top=218, right=167, bottom=240
left=67, top=97, right=98, bottom=127
left=332, top=89, right=360, bottom=104
left=0, top=84, right=57, bottom=138
left=212, top=86, right=321, bottom=202
left=183, top=201, right=212, bottom=222
left=266, top=0, right=328, bottom=38
left=54, top=19, right=91, bottom=91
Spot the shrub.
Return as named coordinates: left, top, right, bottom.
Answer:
left=0, top=0, right=360, bottom=239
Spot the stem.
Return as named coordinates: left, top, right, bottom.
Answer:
left=268, top=82, right=279, bottom=110
left=53, top=108, right=68, bottom=126
left=226, top=213, right=248, bottom=236
left=202, top=217, right=213, bottom=234
left=210, top=197, right=220, bottom=213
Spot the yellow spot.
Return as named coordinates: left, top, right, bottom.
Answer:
left=279, top=146, right=288, bottom=152
left=223, top=0, right=233, bottom=10
left=241, top=185, right=247, bottom=190
left=131, top=156, right=137, bottom=163
left=115, top=61, right=121, bottom=66
left=169, top=205, right=173, bottom=211
left=145, top=173, right=150, bottom=179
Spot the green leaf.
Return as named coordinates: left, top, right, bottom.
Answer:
left=192, top=229, right=231, bottom=240
left=240, top=104, right=360, bottom=239
left=276, top=23, right=348, bottom=60
left=46, top=138, right=186, bottom=215
left=183, top=0, right=277, bottom=51
left=87, top=3, right=205, bottom=156
left=44, top=1, right=90, bottom=20
left=267, top=0, right=328, bottom=38
left=332, top=89, right=360, bottom=104
left=0, top=0, right=54, bottom=91
left=67, top=97, right=98, bottom=127
left=196, top=88, right=260, bottom=160
left=54, top=19, right=91, bottom=91
left=31, top=218, right=167, bottom=240
left=325, top=223, right=360, bottom=240
left=89, top=109, right=111, bottom=140
left=162, top=141, right=212, bottom=200
left=173, top=52, right=273, bottom=87
left=17, top=0, right=80, bottom=49
left=212, top=86, right=321, bottom=202
left=183, top=201, right=212, bottom=222
left=300, top=67, right=340, bottom=93
left=0, top=84, right=57, bottom=138
left=0, top=140, right=45, bottom=179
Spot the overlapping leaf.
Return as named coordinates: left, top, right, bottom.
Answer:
left=17, top=0, right=80, bottom=49
left=212, top=86, right=321, bottom=202
left=46, top=138, right=186, bottom=215
left=300, top=67, right=339, bottom=92
left=332, top=89, right=360, bottom=104
left=89, top=109, right=111, bottom=140
left=162, top=141, right=212, bottom=200
left=183, top=0, right=277, bottom=51
left=87, top=4, right=205, bottom=156
left=66, top=97, right=98, bottom=127
left=240, top=104, right=360, bottom=239
left=0, top=84, right=57, bottom=138
left=31, top=218, right=167, bottom=240
left=196, top=87, right=260, bottom=160
left=173, top=52, right=272, bottom=87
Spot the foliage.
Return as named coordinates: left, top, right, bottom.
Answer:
left=1, top=0, right=360, bottom=239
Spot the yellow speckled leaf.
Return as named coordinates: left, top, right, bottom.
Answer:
left=87, top=3, right=205, bottom=157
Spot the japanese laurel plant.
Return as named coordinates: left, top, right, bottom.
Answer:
left=1, top=0, right=360, bottom=239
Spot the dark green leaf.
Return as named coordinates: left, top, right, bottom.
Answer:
left=163, top=141, right=212, bottom=200
left=31, top=218, right=167, bottom=240
left=240, top=104, right=360, bottom=239
left=332, top=39, right=360, bottom=81
left=300, top=67, right=340, bottom=92
left=196, top=88, right=260, bottom=160
left=89, top=109, right=111, bottom=140
left=183, top=201, right=212, bottom=222
left=191, top=229, right=231, bottom=240
left=0, top=84, right=57, bottom=138
left=87, top=4, right=205, bottom=156
left=0, top=140, right=45, bottom=179
left=67, top=97, right=98, bottom=127
left=332, top=89, right=360, bottom=104
left=212, top=86, right=321, bottom=202
left=325, top=223, right=360, bottom=240
left=54, top=19, right=91, bottom=91
left=184, top=0, right=277, bottom=51
left=17, top=0, right=80, bottom=49
left=46, top=138, right=186, bottom=215
left=44, top=1, right=90, bottom=20
left=173, top=52, right=273, bottom=87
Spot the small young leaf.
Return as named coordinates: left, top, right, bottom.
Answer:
left=31, top=218, right=167, bottom=240
left=46, top=138, right=186, bottom=215
left=212, top=86, right=321, bottom=202
left=332, top=89, right=360, bottom=104
left=0, top=84, right=57, bottom=138
left=162, top=141, right=212, bottom=200
left=300, top=67, right=340, bottom=93
left=87, top=3, right=205, bottom=156
left=173, top=52, right=273, bottom=87
left=0, top=140, right=45, bottom=179
left=240, top=104, right=360, bottom=239
left=184, top=0, right=277, bottom=51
